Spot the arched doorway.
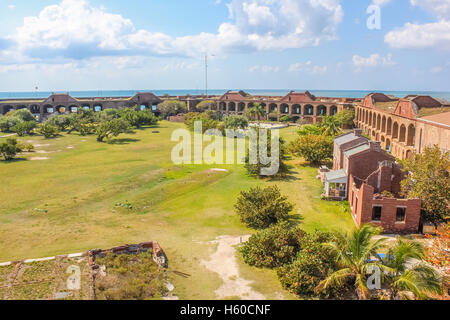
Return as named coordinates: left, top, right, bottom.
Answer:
left=407, top=124, right=415, bottom=146
left=399, top=124, right=406, bottom=143
left=317, top=105, right=327, bottom=116
left=392, top=122, right=399, bottom=139
left=331, top=106, right=338, bottom=116
left=304, top=105, right=313, bottom=116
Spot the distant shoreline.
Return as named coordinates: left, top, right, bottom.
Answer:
left=1, top=89, right=450, bottom=100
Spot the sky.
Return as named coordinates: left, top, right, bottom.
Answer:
left=0, top=0, right=449, bottom=92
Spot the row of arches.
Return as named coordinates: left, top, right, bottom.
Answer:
left=0, top=104, right=105, bottom=115
left=218, top=102, right=338, bottom=117
left=356, top=107, right=416, bottom=147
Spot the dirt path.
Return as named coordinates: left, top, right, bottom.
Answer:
left=201, top=235, right=265, bottom=300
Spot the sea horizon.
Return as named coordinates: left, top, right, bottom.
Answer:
left=1, top=89, right=450, bottom=101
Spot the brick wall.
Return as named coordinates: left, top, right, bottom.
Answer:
left=349, top=175, right=421, bottom=233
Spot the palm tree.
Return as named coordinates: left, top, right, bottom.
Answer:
left=320, top=115, right=342, bottom=137
left=247, top=103, right=266, bottom=126
left=315, top=224, right=387, bottom=300
left=381, top=238, right=443, bottom=300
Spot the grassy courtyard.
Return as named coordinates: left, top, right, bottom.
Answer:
left=0, top=121, right=354, bottom=299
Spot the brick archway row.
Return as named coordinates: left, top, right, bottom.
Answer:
left=217, top=101, right=339, bottom=117
left=355, top=106, right=417, bottom=159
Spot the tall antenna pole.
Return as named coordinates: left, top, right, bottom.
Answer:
left=205, top=53, right=208, bottom=97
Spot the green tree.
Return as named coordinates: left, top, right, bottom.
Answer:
left=289, top=134, right=333, bottom=165
left=96, top=118, right=131, bottom=142
left=11, top=121, right=37, bottom=136
left=316, top=225, right=386, bottom=300
left=239, top=221, right=306, bottom=268
left=235, top=185, right=294, bottom=229
left=400, top=146, right=450, bottom=226
left=158, top=100, right=187, bottom=119
left=184, top=112, right=219, bottom=133
left=46, top=115, right=71, bottom=131
left=280, top=115, right=292, bottom=123
left=296, top=124, right=323, bottom=136
left=38, top=122, right=60, bottom=138
left=7, top=109, right=36, bottom=122
left=246, top=103, right=266, bottom=124
left=194, top=100, right=216, bottom=112
left=223, top=115, right=249, bottom=130
left=277, top=231, right=342, bottom=298
left=244, top=130, right=289, bottom=177
left=381, top=238, right=443, bottom=300
left=334, top=109, right=355, bottom=127
left=0, top=138, right=22, bottom=160
left=319, top=116, right=342, bottom=137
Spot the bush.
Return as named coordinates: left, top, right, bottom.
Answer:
left=7, top=109, right=36, bottom=122
left=235, top=185, right=294, bottom=229
left=46, top=115, right=71, bottom=131
left=194, top=100, right=217, bottom=112
left=224, top=115, right=249, bottom=130
left=280, top=115, right=291, bottom=123
left=119, top=109, right=158, bottom=128
left=334, top=109, right=355, bottom=127
left=158, top=100, right=187, bottom=119
left=96, top=118, right=132, bottom=142
left=289, top=134, right=333, bottom=165
left=38, top=123, right=60, bottom=138
left=184, top=112, right=219, bottom=133
left=11, top=121, right=37, bottom=136
left=244, top=130, right=289, bottom=177
left=239, top=222, right=306, bottom=268
left=277, top=231, right=341, bottom=298
left=0, top=138, right=22, bottom=160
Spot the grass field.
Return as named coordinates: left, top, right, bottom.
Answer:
left=0, top=121, right=354, bottom=299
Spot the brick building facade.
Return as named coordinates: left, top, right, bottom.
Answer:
left=355, top=93, right=450, bottom=160
left=322, top=135, right=421, bottom=233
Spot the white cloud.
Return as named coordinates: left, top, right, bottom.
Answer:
left=1, top=0, right=344, bottom=65
left=372, top=0, right=391, bottom=6
left=8, top=4, right=15, bottom=10
left=288, top=61, right=327, bottom=74
left=249, top=65, right=280, bottom=72
left=410, top=0, right=450, bottom=20
left=385, top=0, right=450, bottom=50
left=385, top=21, right=450, bottom=50
left=352, top=53, right=395, bottom=72
left=430, top=66, right=443, bottom=73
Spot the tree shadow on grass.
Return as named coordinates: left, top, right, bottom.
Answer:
left=288, top=214, right=304, bottom=227
left=266, top=166, right=300, bottom=182
left=2, top=157, right=27, bottom=163
left=108, top=138, right=141, bottom=145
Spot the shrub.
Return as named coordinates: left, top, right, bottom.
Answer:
left=244, top=130, right=289, bottom=177
left=194, top=100, right=217, bottom=112
left=235, top=185, right=294, bottom=229
left=277, top=231, right=340, bottom=298
left=280, top=115, right=291, bottom=123
left=239, top=222, right=306, bottom=268
left=11, top=121, right=37, bottom=136
left=0, top=138, right=22, bottom=160
left=184, top=112, right=219, bottom=133
left=46, top=115, right=71, bottom=131
left=96, top=118, right=132, bottom=142
left=224, top=115, right=249, bottom=130
left=158, top=100, right=187, bottom=119
left=334, top=109, right=355, bottom=127
left=289, top=134, right=333, bottom=165
left=38, top=123, right=60, bottom=138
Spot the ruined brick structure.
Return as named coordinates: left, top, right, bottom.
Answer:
left=323, top=134, right=421, bottom=233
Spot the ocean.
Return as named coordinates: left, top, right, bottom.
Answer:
left=1, top=89, right=450, bottom=100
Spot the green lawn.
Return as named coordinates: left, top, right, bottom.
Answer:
left=0, top=121, right=354, bottom=299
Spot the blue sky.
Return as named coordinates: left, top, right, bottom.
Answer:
left=0, top=0, right=449, bottom=92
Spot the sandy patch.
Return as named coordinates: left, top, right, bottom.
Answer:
left=201, top=235, right=265, bottom=300
left=210, top=168, right=229, bottom=173
left=67, top=146, right=74, bottom=149
left=34, top=144, right=50, bottom=147
left=30, top=157, right=49, bottom=161
left=35, top=150, right=51, bottom=154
